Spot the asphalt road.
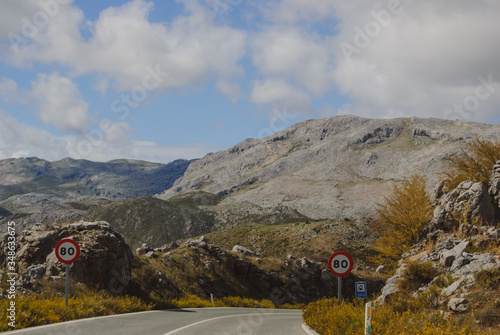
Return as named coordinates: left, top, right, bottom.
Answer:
left=6, top=308, right=314, bottom=335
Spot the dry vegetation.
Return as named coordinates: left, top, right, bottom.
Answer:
left=304, top=137, right=500, bottom=334
left=371, top=174, right=434, bottom=266
left=443, top=137, right=500, bottom=192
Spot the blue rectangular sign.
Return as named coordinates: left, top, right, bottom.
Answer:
left=355, top=281, right=367, bottom=299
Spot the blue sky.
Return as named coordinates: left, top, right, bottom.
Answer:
left=1, top=0, right=499, bottom=163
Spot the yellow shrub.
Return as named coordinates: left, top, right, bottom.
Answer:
left=443, top=137, right=500, bottom=192
left=0, top=292, right=150, bottom=331
left=303, top=298, right=496, bottom=335
left=372, top=174, right=433, bottom=264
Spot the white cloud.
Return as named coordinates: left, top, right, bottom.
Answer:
left=259, top=0, right=337, bottom=23
left=216, top=79, right=243, bottom=103
left=0, top=0, right=41, bottom=41
left=250, top=79, right=311, bottom=113
left=253, top=0, right=500, bottom=123
left=252, top=27, right=333, bottom=96
left=8, top=0, right=247, bottom=98
left=0, top=77, right=20, bottom=103
left=329, top=0, right=500, bottom=122
left=31, top=72, right=91, bottom=133
left=0, top=110, right=216, bottom=163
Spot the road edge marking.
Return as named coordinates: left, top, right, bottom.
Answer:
left=302, top=323, right=320, bottom=335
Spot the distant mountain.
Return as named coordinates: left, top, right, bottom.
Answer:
left=0, top=157, right=191, bottom=212
left=158, top=116, right=500, bottom=220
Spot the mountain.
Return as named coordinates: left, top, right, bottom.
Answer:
left=0, top=157, right=191, bottom=217
left=158, top=116, right=500, bottom=220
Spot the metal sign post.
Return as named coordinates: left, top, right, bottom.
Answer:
left=55, top=239, right=80, bottom=308
left=338, top=276, right=342, bottom=305
left=65, top=265, right=69, bottom=307
left=328, top=251, right=353, bottom=305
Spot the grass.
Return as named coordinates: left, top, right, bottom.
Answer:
left=303, top=297, right=497, bottom=335
left=203, top=218, right=377, bottom=263
left=0, top=289, right=303, bottom=332
left=0, top=291, right=150, bottom=332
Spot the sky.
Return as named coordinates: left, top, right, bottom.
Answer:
left=0, top=0, right=499, bottom=163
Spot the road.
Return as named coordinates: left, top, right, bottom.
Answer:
left=6, top=308, right=315, bottom=335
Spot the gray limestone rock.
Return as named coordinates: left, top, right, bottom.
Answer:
left=448, top=298, right=468, bottom=312
left=231, top=245, right=255, bottom=256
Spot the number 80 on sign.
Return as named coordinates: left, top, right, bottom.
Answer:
left=55, top=238, right=80, bottom=264
left=328, top=251, right=353, bottom=277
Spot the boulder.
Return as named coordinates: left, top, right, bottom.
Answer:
left=26, top=265, right=46, bottom=279
left=432, top=181, right=495, bottom=230
left=136, top=243, right=153, bottom=256
left=375, top=263, right=407, bottom=305
left=448, top=298, right=468, bottom=313
left=0, top=221, right=134, bottom=294
left=489, top=161, right=500, bottom=220
left=231, top=245, right=255, bottom=256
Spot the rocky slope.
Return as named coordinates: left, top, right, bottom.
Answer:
left=376, top=161, right=500, bottom=325
left=0, top=221, right=384, bottom=304
left=159, top=116, right=500, bottom=220
left=0, top=221, right=134, bottom=294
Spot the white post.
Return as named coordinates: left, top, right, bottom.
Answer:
left=365, top=301, right=372, bottom=334
left=210, top=293, right=214, bottom=304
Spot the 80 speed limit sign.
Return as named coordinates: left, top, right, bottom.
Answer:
left=55, top=238, right=80, bottom=264
left=328, top=251, right=353, bottom=277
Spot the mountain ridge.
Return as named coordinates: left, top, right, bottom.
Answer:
left=158, top=115, right=500, bottom=219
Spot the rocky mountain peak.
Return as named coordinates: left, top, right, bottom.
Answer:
left=159, top=116, right=500, bottom=220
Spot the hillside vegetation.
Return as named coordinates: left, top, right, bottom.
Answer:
left=303, top=137, right=500, bottom=334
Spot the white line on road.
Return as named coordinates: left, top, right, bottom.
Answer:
left=162, top=312, right=302, bottom=335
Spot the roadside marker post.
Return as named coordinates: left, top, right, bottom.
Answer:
left=55, top=238, right=80, bottom=307
left=365, top=301, right=372, bottom=334
left=327, top=251, right=353, bottom=305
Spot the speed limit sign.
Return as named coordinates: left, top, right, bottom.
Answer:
left=55, top=238, right=80, bottom=264
left=328, top=251, right=353, bottom=277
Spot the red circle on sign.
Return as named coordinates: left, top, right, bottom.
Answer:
left=328, top=251, right=353, bottom=277
left=55, top=238, right=80, bottom=264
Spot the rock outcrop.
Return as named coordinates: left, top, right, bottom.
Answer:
left=432, top=181, right=495, bottom=230
left=376, top=231, right=499, bottom=305
left=489, top=161, right=500, bottom=220
left=149, top=240, right=385, bottom=305
left=0, top=221, right=134, bottom=294
left=378, top=162, right=500, bottom=306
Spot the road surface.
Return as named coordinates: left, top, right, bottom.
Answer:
left=6, top=308, right=315, bottom=335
